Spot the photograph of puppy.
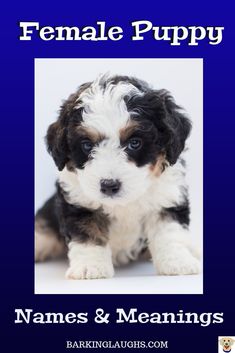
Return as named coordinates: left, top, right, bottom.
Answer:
left=35, top=73, right=201, bottom=280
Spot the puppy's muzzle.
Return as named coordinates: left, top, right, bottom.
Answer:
left=100, top=179, right=121, bottom=196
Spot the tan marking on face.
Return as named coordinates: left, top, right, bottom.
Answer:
left=149, top=154, right=167, bottom=177
left=119, top=120, right=140, bottom=142
left=66, top=160, right=76, bottom=172
left=76, top=125, right=105, bottom=143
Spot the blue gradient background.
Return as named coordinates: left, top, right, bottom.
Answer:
left=1, top=1, right=234, bottom=352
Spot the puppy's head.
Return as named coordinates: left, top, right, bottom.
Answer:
left=220, top=338, right=234, bottom=349
left=47, top=74, right=191, bottom=206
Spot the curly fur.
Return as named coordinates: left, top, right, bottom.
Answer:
left=35, top=73, right=201, bottom=279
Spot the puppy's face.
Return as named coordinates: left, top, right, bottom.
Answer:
left=220, top=338, right=234, bottom=349
left=47, top=75, right=191, bottom=206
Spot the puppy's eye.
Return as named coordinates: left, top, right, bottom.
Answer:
left=127, top=137, right=142, bottom=151
left=81, top=139, right=93, bottom=154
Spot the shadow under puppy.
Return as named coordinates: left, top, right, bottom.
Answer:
left=35, top=74, right=201, bottom=279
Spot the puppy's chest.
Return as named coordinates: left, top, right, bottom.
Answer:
left=107, top=206, right=148, bottom=265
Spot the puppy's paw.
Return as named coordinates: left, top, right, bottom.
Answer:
left=66, top=242, right=114, bottom=280
left=155, top=246, right=202, bottom=275
left=66, top=261, right=114, bottom=280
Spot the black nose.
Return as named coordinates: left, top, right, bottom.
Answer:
left=100, top=179, right=121, bottom=196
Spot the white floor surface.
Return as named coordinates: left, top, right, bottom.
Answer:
left=35, top=259, right=203, bottom=295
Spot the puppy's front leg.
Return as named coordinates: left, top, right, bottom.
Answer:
left=147, top=217, right=201, bottom=275
left=66, top=242, right=114, bottom=280
left=57, top=194, right=114, bottom=279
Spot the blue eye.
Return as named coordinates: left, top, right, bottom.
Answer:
left=81, top=140, right=93, bottom=154
left=127, top=137, right=142, bottom=151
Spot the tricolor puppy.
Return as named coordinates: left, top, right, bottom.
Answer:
left=35, top=74, right=201, bottom=279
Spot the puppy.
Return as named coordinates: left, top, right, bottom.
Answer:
left=220, top=338, right=234, bottom=352
left=35, top=73, right=201, bottom=279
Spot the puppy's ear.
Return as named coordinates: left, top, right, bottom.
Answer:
left=46, top=83, right=91, bottom=170
left=158, top=90, right=192, bottom=165
left=230, top=339, right=234, bottom=345
left=46, top=119, right=69, bottom=171
left=219, top=338, right=225, bottom=346
left=46, top=93, right=78, bottom=171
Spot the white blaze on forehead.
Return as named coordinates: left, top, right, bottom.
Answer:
left=76, top=75, right=141, bottom=137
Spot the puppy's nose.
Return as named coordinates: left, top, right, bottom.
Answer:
left=100, top=179, right=121, bottom=196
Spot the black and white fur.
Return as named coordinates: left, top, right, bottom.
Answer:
left=35, top=74, right=201, bottom=279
